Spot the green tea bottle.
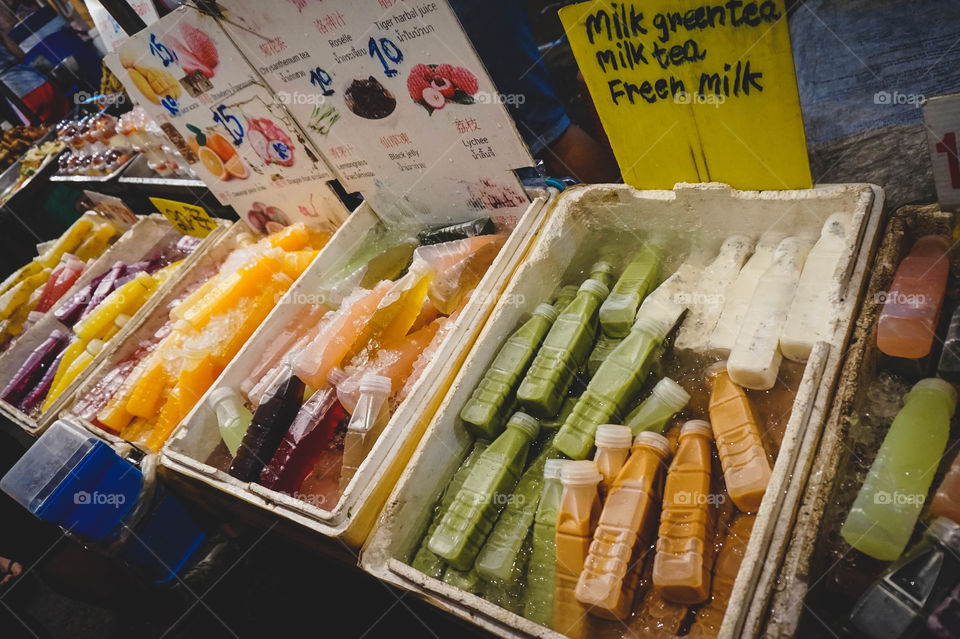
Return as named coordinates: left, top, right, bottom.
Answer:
left=428, top=412, right=540, bottom=570
left=517, top=279, right=608, bottom=418
left=588, top=333, right=622, bottom=378
left=600, top=244, right=661, bottom=337
left=588, top=260, right=617, bottom=290
left=841, top=378, right=957, bottom=560
left=555, top=316, right=671, bottom=459
left=411, top=439, right=491, bottom=578
left=460, top=304, right=558, bottom=439
left=551, top=284, right=579, bottom=313
left=625, top=377, right=691, bottom=435
left=523, top=458, right=564, bottom=626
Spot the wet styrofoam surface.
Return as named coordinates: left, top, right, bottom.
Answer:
left=160, top=195, right=552, bottom=548
left=0, top=215, right=229, bottom=435
left=361, top=182, right=884, bottom=639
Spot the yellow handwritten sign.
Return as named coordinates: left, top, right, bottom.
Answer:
left=150, top=198, right=217, bottom=237
left=559, top=0, right=811, bottom=190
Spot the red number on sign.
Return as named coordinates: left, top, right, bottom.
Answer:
left=936, top=132, right=960, bottom=189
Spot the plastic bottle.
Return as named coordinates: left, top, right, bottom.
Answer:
left=73, top=271, right=156, bottom=341
left=427, top=235, right=505, bottom=314
left=624, top=377, right=691, bottom=435
left=418, top=217, right=495, bottom=245
left=635, top=260, right=701, bottom=332
left=282, top=250, right=319, bottom=280
left=294, top=282, right=391, bottom=388
left=593, top=424, right=632, bottom=498
left=1, top=330, right=69, bottom=406
left=228, top=367, right=306, bottom=482
left=522, top=458, right=563, bottom=627
left=177, top=342, right=216, bottom=415
left=931, top=449, right=960, bottom=524
left=412, top=439, right=491, bottom=578
left=239, top=308, right=327, bottom=398
left=18, top=349, right=65, bottom=414
left=688, top=514, right=755, bottom=638
left=554, top=459, right=603, bottom=633
left=728, top=237, right=812, bottom=389
left=39, top=217, right=94, bottom=268
left=142, top=387, right=186, bottom=451
left=707, top=362, right=771, bottom=513
left=360, top=239, right=417, bottom=288
left=43, top=339, right=103, bottom=406
left=653, top=420, right=714, bottom=604
left=517, top=279, right=608, bottom=418
left=675, top=236, right=753, bottom=352
left=427, top=412, right=540, bottom=570
left=780, top=214, right=850, bottom=361
left=35, top=255, right=85, bottom=313
left=841, top=378, right=957, bottom=560
left=73, top=222, right=117, bottom=261
left=261, top=386, right=345, bottom=495
left=707, top=232, right=783, bottom=354
left=339, top=375, right=393, bottom=492
left=575, top=432, right=670, bottom=618
left=600, top=244, right=661, bottom=338
left=551, top=284, right=579, bottom=313
left=928, top=581, right=960, bottom=639
left=475, top=436, right=555, bottom=582
left=555, top=316, right=671, bottom=459
left=588, top=260, right=617, bottom=290
left=267, top=222, right=310, bottom=251
left=208, top=387, right=252, bottom=457
left=44, top=338, right=92, bottom=409
left=848, top=518, right=960, bottom=639
left=181, top=253, right=280, bottom=330
left=939, top=305, right=960, bottom=383
left=877, top=235, right=951, bottom=359
left=460, top=304, right=559, bottom=439
left=210, top=276, right=292, bottom=369
left=587, top=333, right=621, bottom=378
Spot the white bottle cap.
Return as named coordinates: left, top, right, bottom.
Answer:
left=633, top=316, right=670, bottom=341
left=651, top=377, right=691, bottom=411
left=680, top=420, right=713, bottom=440
left=544, top=458, right=564, bottom=480
left=910, top=378, right=957, bottom=411
left=595, top=424, right=633, bottom=449
left=533, top=303, right=559, bottom=323
left=208, top=386, right=241, bottom=408
left=560, top=460, right=602, bottom=485
left=591, top=261, right=615, bottom=277
left=326, top=366, right=348, bottom=386
left=578, top=278, right=609, bottom=299
left=87, top=338, right=105, bottom=355
left=359, top=374, right=392, bottom=396
left=115, top=313, right=131, bottom=329
left=507, top=411, right=540, bottom=440
left=633, top=431, right=671, bottom=459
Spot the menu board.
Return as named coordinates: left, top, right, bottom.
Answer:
left=110, top=8, right=348, bottom=232
left=216, top=0, right=535, bottom=226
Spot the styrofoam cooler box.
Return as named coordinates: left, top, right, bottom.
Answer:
left=160, top=193, right=554, bottom=548
left=360, top=182, right=885, bottom=639
left=0, top=215, right=229, bottom=435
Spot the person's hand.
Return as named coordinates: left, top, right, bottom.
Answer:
left=0, top=556, right=22, bottom=589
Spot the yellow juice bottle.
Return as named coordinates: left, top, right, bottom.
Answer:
left=73, top=272, right=156, bottom=340
left=39, top=217, right=94, bottom=268
left=44, top=339, right=104, bottom=406
left=73, top=222, right=117, bottom=261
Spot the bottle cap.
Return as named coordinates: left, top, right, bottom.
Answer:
left=595, top=424, right=633, bottom=449
left=87, top=339, right=105, bottom=355
left=326, top=366, right=348, bottom=387
left=706, top=360, right=728, bottom=379
left=359, top=374, right=392, bottom=396
left=591, top=261, right=615, bottom=277
left=560, top=460, right=602, bottom=485
left=208, top=386, right=241, bottom=408
left=579, top=278, right=609, bottom=299
left=909, top=378, right=957, bottom=410
left=134, top=270, right=154, bottom=287
left=506, top=411, right=540, bottom=441
left=680, top=420, right=713, bottom=440
left=651, top=377, right=691, bottom=411
left=115, top=313, right=131, bottom=329
left=544, top=458, right=564, bottom=480
left=173, top=319, right=194, bottom=335
left=633, top=431, right=671, bottom=459
left=928, top=517, right=960, bottom=554
left=533, top=303, right=559, bottom=323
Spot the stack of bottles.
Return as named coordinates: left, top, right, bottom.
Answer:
left=70, top=222, right=329, bottom=451
left=405, top=243, right=783, bottom=633
left=0, top=232, right=199, bottom=417
left=0, top=215, right=119, bottom=350
left=206, top=219, right=506, bottom=510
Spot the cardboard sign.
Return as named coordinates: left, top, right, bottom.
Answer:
left=149, top=197, right=218, bottom=237
left=559, top=0, right=812, bottom=190
left=82, top=191, right=138, bottom=228
left=923, top=94, right=960, bottom=212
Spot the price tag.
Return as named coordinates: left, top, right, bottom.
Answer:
left=150, top=197, right=217, bottom=237
left=559, top=0, right=812, bottom=191
left=923, top=94, right=960, bottom=212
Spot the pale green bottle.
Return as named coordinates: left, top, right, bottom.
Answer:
left=517, top=279, right=608, bottom=418
left=411, top=439, right=490, bottom=578
left=551, top=284, right=579, bottom=313
left=428, top=412, right=540, bottom=570
left=555, top=316, right=670, bottom=459
left=460, top=304, right=558, bottom=439
left=523, top=458, right=564, bottom=626
left=588, top=260, right=617, bottom=290
left=841, top=378, right=957, bottom=560
left=625, top=377, right=691, bottom=435
left=600, top=244, right=661, bottom=337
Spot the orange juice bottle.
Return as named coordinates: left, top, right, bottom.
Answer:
left=555, top=460, right=602, bottom=636
left=268, top=222, right=310, bottom=250
left=931, top=449, right=960, bottom=524
left=707, top=362, right=771, bottom=513
left=653, top=420, right=715, bottom=604
left=593, top=424, right=632, bottom=498
left=575, top=431, right=670, bottom=618
left=181, top=252, right=280, bottom=330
